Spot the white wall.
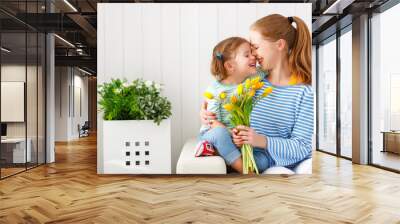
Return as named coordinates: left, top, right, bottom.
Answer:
left=72, top=73, right=89, bottom=138
left=55, top=67, right=69, bottom=141
left=55, top=67, right=89, bottom=141
left=97, top=3, right=312, bottom=173
left=1, top=63, right=46, bottom=164
left=1, top=65, right=42, bottom=138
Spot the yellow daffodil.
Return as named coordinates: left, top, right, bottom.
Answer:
left=245, top=79, right=251, bottom=89
left=211, top=75, right=274, bottom=175
left=248, top=89, right=256, bottom=97
left=219, top=92, right=227, bottom=100
left=251, top=76, right=261, bottom=85
left=231, top=95, right=238, bottom=104
left=237, top=84, right=243, bottom=95
left=223, top=104, right=234, bottom=111
left=204, top=92, right=214, bottom=100
left=251, top=82, right=264, bottom=90
left=262, top=87, right=273, bottom=97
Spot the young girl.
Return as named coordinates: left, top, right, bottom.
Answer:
left=196, top=37, right=263, bottom=165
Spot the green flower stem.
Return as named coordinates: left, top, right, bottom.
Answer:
left=247, top=144, right=259, bottom=174
left=241, top=145, right=247, bottom=174
left=241, top=144, right=259, bottom=175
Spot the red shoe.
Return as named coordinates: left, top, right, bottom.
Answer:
left=195, top=141, right=216, bottom=157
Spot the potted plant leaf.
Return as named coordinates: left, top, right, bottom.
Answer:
left=98, top=78, right=172, bottom=174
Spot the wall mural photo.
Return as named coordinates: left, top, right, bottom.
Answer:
left=97, top=3, right=314, bottom=175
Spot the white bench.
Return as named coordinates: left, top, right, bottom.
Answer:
left=176, top=138, right=312, bottom=174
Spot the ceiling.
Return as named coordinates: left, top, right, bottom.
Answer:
left=0, top=0, right=394, bottom=75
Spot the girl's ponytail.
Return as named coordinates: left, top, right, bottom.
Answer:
left=210, top=50, right=226, bottom=81
left=210, top=37, right=248, bottom=81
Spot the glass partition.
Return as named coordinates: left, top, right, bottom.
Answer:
left=317, top=36, right=337, bottom=155
left=1, top=31, right=28, bottom=177
left=370, top=4, right=400, bottom=171
left=0, top=1, right=46, bottom=179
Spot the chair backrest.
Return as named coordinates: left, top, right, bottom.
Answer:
left=82, top=121, right=90, bottom=129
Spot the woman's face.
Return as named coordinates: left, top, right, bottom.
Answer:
left=249, top=30, right=280, bottom=71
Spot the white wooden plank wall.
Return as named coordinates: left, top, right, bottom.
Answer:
left=97, top=3, right=312, bottom=173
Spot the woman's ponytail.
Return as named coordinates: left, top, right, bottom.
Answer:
left=289, top=16, right=311, bottom=85
left=251, top=14, right=312, bottom=85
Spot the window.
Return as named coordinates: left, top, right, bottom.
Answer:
left=370, top=3, right=400, bottom=171
left=340, top=28, right=352, bottom=158
left=317, top=36, right=337, bottom=154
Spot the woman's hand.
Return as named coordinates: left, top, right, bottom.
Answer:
left=200, top=101, right=217, bottom=125
left=233, top=125, right=267, bottom=149
left=232, top=128, right=244, bottom=148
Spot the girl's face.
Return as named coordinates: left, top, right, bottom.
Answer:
left=227, top=42, right=257, bottom=79
left=249, top=30, right=280, bottom=71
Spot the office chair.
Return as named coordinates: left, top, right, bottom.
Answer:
left=79, top=121, right=90, bottom=138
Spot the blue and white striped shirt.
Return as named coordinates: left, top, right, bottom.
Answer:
left=251, top=77, right=314, bottom=167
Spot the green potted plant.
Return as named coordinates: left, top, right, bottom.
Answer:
left=98, top=78, right=172, bottom=174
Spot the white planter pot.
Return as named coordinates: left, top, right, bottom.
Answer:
left=103, top=119, right=171, bottom=174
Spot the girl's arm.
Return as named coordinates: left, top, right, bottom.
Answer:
left=201, top=85, right=223, bottom=125
left=206, top=98, right=227, bottom=129
left=204, top=92, right=228, bottom=129
left=200, top=101, right=217, bottom=125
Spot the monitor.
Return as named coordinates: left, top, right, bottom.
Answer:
left=1, top=123, right=7, bottom=137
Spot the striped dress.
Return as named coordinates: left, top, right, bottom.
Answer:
left=250, top=77, right=314, bottom=167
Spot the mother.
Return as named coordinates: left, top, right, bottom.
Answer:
left=200, top=14, right=314, bottom=173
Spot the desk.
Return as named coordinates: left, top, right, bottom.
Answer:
left=381, top=131, right=400, bottom=154
left=1, top=138, right=31, bottom=163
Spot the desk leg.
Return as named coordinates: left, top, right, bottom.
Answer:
left=382, top=133, right=386, bottom=153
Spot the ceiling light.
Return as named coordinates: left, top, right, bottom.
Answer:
left=54, top=34, right=75, bottom=48
left=63, top=0, right=78, bottom=12
left=323, top=0, right=355, bottom=14
left=78, top=67, right=92, bottom=76
left=1, top=47, right=11, bottom=53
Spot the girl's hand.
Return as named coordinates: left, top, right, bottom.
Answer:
left=235, top=125, right=267, bottom=149
left=200, top=101, right=217, bottom=125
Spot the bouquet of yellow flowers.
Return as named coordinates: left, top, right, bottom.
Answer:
left=204, top=76, right=273, bottom=174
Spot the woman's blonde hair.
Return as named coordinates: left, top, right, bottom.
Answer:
left=251, top=14, right=311, bottom=85
left=210, top=37, right=248, bottom=81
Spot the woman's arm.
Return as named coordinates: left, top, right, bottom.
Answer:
left=266, top=89, right=313, bottom=166
left=235, top=88, right=314, bottom=167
